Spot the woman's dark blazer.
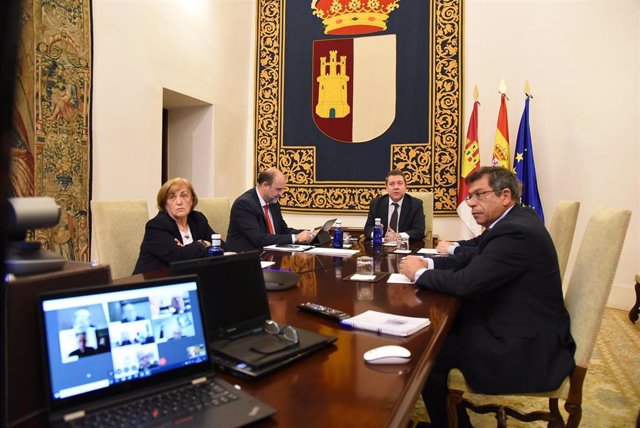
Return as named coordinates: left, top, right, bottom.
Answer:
left=133, top=210, right=217, bottom=274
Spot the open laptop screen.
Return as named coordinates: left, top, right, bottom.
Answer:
left=39, top=275, right=211, bottom=413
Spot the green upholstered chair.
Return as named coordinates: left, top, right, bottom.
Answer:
left=197, top=197, right=231, bottom=241
left=547, top=201, right=581, bottom=280
left=407, top=191, right=434, bottom=245
left=91, top=200, right=149, bottom=279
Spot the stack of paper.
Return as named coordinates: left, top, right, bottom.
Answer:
left=417, top=248, right=438, bottom=255
left=387, top=273, right=414, bottom=284
left=340, top=310, right=430, bottom=337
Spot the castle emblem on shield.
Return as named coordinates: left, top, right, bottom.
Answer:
left=316, top=50, right=350, bottom=119
left=311, top=0, right=400, bottom=143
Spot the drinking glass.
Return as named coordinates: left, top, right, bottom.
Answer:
left=356, top=256, right=374, bottom=276
left=397, top=236, right=410, bottom=252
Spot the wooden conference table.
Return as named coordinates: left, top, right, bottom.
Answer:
left=134, top=239, right=461, bottom=428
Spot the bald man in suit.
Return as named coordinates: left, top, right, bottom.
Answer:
left=226, top=167, right=313, bottom=252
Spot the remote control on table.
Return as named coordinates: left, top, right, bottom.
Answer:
left=297, top=302, right=351, bottom=321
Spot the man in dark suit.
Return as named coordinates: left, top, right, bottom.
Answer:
left=435, top=235, right=483, bottom=255
left=400, top=166, right=575, bottom=428
left=363, top=169, right=425, bottom=242
left=226, top=167, right=314, bottom=252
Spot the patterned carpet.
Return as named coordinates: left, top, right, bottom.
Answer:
left=411, top=308, right=640, bottom=427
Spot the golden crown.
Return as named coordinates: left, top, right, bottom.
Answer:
left=311, top=0, right=400, bottom=36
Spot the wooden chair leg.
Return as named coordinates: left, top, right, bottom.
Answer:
left=547, top=398, right=565, bottom=428
left=629, top=281, right=640, bottom=323
left=446, top=389, right=464, bottom=428
left=564, top=402, right=582, bottom=428
left=496, top=407, right=507, bottom=428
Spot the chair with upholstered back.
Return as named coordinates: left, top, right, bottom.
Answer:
left=91, top=200, right=149, bottom=279
left=197, top=197, right=231, bottom=241
left=547, top=200, right=580, bottom=280
left=446, top=207, right=631, bottom=428
left=407, top=191, right=434, bottom=245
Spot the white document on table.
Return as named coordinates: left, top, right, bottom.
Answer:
left=417, top=248, right=439, bottom=255
left=306, top=247, right=360, bottom=257
left=263, top=244, right=313, bottom=252
left=387, top=273, right=414, bottom=284
left=349, top=273, right=377, bottom=281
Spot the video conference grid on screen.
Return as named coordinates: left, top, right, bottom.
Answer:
left=41, top=281, right=208, bottom=400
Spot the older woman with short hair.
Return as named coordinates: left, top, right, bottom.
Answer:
left=133, top=177, right=223, bottom=274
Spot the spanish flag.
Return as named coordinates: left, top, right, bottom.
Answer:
left=491, top=93, right=510, bottom=169
left=457, top=97, right=483, bottom=236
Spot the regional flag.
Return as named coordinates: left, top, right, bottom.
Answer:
left=491, top=93, right=510, bottom=168
left=456, top=98, right=483, bottom=236
left=513, top=96, right=544, bottom=221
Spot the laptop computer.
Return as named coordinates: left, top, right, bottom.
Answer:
left=38, top=275, right=275, bottom=427
left=170, top=253, right=337, bottom=379
left=310, top=218, right=337, bottom=245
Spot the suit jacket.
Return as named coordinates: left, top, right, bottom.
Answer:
left=417, top=205, right=575, bottom=394
left=364, top=194, right=425, bottom=241
left=451, top=233, right=485, bottom=254
left=133, top=210, right=216, bottom=274
left=226, top=188, right=301, bottom=252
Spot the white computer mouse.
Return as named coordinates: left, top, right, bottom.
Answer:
left=363, top=345, right=411, bottom=365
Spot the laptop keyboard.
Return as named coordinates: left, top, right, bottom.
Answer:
left=68, top=379, right=238, bottom=427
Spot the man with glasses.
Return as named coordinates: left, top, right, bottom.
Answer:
left=400, top=166, right=575, bottom=428
left=434, top=188, right=504, bottom=255
left=226, top=167, right=314, bottom=252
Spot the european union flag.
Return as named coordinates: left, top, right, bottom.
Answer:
left=513, top=96, right=544, bottom=221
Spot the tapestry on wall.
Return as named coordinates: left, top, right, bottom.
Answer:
left=11, top=0, right=92, bottom=261
left=255, top=0, right=463, bottom=214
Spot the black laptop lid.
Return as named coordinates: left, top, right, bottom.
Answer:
left=310, top=218, right=336, bottom=245
left=170, top=253, right=271, bottom=341
left=39, top=275, right=212, bottom=416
